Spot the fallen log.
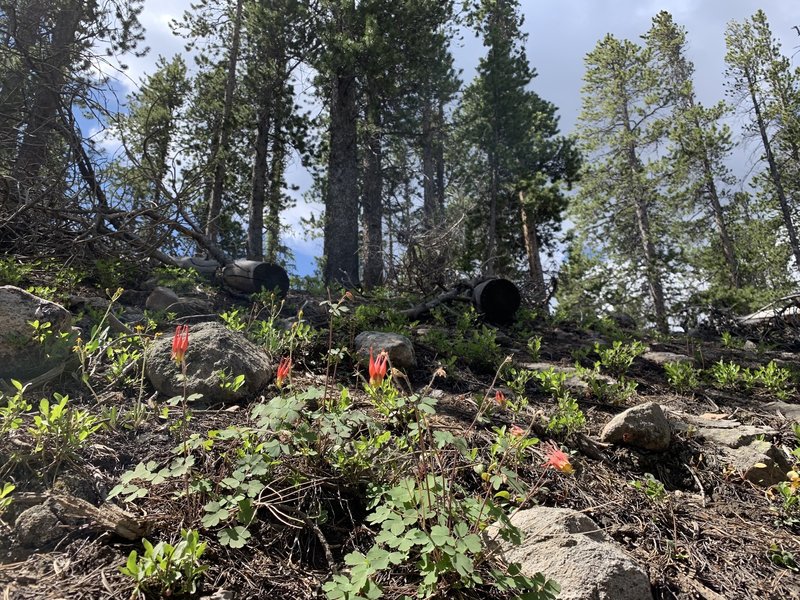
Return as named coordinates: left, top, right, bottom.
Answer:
left=402, top=277, right=521, bottom=323
left=222, top=260, right=290, bottom=296
left=170, top=256, right=221, bottom=279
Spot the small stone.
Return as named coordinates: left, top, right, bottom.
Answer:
left=487, top=507, right=653, bottom=600
left=14, top=504, right=62, bottom=548
left=145, top=286, right=180, bottom=311
left=723, top=440, right=792, bottom=487
left=354, top=331, right=416, bottom=370
left=642, top=351, right=692, bottom=366
left=695, top=424, right=776, bottom=449
left=600, top=402, right=671, bottom=451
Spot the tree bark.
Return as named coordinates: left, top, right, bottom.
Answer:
left=421, top=101, right=437, bottom=226
left=323, top=69, right=360, bottom=287
left=484, top=147, right=498, bottom=276
left=700, top=149, right=740, bottom=287
left=519, top=191, right=546, bottom=306
left=622, top=103, right=668, bottom=333
left=361, top=91, right=383, bottom=289
left=248, top=104, right=271, bottom=261
left=435, top=101, right=446, bottom=214
left=9, top=1, right=82, bottom=206
left=205, top=0, right=244, bottom=243
left=265, top=115, right=286, bottom=263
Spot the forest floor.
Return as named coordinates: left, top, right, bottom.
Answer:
left=0, top=270, right=799, bottom=600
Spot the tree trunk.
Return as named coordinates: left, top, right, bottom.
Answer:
left=9, top=1, right=82, bottom=206
left=435, top=101, right=446, bottom=214
left=247, top=104, right=271, bottom=261
left=623, top=104, right=668, bottom=333
left=633, top=193, right=668, bottom=333
left=361, top=91, right=383, bottom=289
left=323, top=69, right=360, bottom=287
left=519, top=191, right=546, bottom=306
left=700, top=151, right=740, bottom=287
left=265, top=116, right=286, bottom=263
left=205, top=0, right=243, bottom=243
left=421, top=101, right=437, bottom=226
left=746, top=67, right=800, bottom=271
left=484, top=148, right=498, bottom=276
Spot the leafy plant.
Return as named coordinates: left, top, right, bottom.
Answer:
left=218, top=369, right=246, bottom=393
left=527, top=335, right=542, bottom=361
left=0, top=256, right=33, bottom=285
left=664, top=361, right=700, bottom=394
left=29, top=393, right=102, bottom=462
left=153, top=265, right=204, bottom=294
left=220, top=308, right=247, bottom=332
left=753, top=361, right=792, bottom=400
left=767, top=543, right=798, bottom=572
left=575, top=364, right=637, bottom=405
left=629, top=473, right=667, bottom=503
left=0, top=482, right=14, bottom=515
left=324, top=474, right=559, bottom=600
left=119, top=529, right=208, bottom=598
left=424, top=307, right=502, bottom=372
left=534, top=369, right=586, bottom=436
left=546, top=393, right=586, bottom=436
left=721, top=331, right=744, bottom=349
left=593, top=340, right=646, bottom=377
left=0, top=379, right=32, bottom=433
left=709, top=360, right=742, bottom=390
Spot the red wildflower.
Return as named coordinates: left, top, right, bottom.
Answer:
left=369, top=348, right=388, bottom=387
left=509, top=424, right=525, bottom=438
left=494, top=390, right=507, bottom=407
left=171, top=325, right=189, bottom=365
left=542, top=441, right=573, bottom=474
left=276, top=357, right=292, bottom=388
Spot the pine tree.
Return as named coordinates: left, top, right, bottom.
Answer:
left=645, top=11, right=740, bottom=289
left=725, top=10, right=800, bottom=273
left=452, top=0, right=577, bottom=303
left=574, top=34, right=671, bottom=332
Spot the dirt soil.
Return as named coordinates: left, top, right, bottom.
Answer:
left=1, top=287, right=799, bottom=600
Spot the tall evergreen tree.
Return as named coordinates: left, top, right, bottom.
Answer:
left=725, top=10, right=800, bottom=272
left=574, top=34, right=671, bottom=332
left=452, top=0, right=577, bottom=303
left=645, top=11, right=741, bottom=289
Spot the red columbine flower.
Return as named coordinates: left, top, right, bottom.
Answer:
left=171, top=325, right=189, bottom=365
left=509, top=424, right=525, bottom=438
left=543, top=441, right=574, bottom=474
left=494, top=390, right=507, bottom=408
left=276, top=357, right=292, bottom=388
left=369, top=349, right=388, bottom=387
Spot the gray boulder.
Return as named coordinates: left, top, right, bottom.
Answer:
left=600, top=402, right=671, bottom=451
left=354, top=331, right=416, bottom=370
left=0, top=286, right=74, bottom=380
left=489, top=507, right=653, bottom=600
left=145, top=321, right=272, bottom=403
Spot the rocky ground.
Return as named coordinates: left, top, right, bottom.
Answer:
left=0, top=273, right=798, bottom=600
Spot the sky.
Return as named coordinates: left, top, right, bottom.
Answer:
left=115, top=1, right=800, bottom=276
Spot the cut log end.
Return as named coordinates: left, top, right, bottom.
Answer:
left=472, top=278, right=521, bottom=324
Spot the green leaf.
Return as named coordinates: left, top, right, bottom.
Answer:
left=429, top=525, right=453, bottom=547
left=218, top=526, right=251, bottom=548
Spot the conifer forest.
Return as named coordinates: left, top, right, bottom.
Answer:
left=1, top=2, right=800, bottom=599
